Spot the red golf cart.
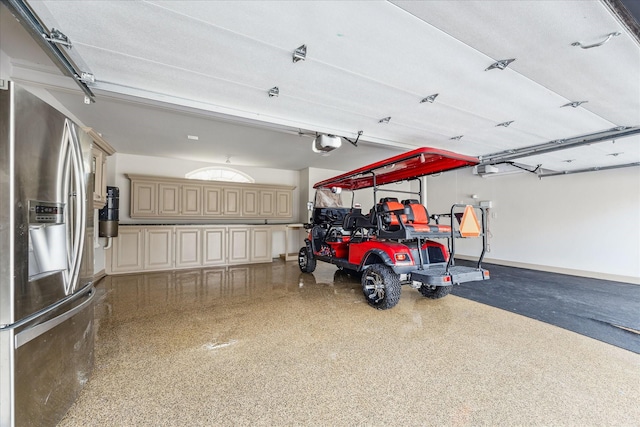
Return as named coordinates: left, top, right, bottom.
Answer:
left=298, top=147, right=490, bottom=310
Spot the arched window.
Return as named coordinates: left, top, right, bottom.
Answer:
left=186, top=167, right=254, bottom=183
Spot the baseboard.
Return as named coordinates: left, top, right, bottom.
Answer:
left=93, top=269, right=107, bottom=284
left=455, top=255, right=640, bottom=285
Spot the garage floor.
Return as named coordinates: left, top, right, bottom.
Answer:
left=60, top=261, right=640, bottom=426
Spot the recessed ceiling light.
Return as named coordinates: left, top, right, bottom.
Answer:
left=496, top=121, right=514, bottom=127
left=561, top=101, right=588, bottom=108
left=292, top=44, right=307, bottom=63
left=420, top=94, right=439, bottom=104
left=485, top=58, right=515, bottom=71
left=187, top=135, right=199, bottom=141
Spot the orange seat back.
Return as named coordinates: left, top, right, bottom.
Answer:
left=382, top=201, right=406, bottom=225
left=408, top=203, right=429, bottom=224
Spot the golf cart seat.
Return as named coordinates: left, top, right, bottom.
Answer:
left=343, top=208, right=374, bottom=232
left=401, top=199, right=452, bottom=233
left=375, top=199, right=452, bottom=238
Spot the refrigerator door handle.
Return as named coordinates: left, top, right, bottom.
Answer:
left=63, top=121, right=86, bottom=295
left=14, top=286, right=95, bottom=348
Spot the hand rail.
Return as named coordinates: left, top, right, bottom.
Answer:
left=571, top=31, right=621, bottom=49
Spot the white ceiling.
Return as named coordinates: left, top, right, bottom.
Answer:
left=1, top=0, right=639, bottom=173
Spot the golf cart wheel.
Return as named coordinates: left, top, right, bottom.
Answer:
left=298, top=247, right=316, bottom=273
left=361, top=264, right=401, bottom=310
left=419, top=284, right=452, bottom=299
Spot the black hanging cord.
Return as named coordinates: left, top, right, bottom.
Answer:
left=343, top=131, right=363, bottom=147
left=505, top=161, right=542, bottom=174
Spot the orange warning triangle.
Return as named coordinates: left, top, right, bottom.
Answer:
left=459, top=205, right=481, bottom=237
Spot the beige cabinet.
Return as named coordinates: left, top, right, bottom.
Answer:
left=144, top=227, right=174, bottom=270
left=127, top=174, right=294, bottom=220
left=259, top=190, right=276, bottom=216
left=223, top=187, right=242, bottom=217
left=181, top=184, right=202, bottom=216
left=203, top=186, right=222, bottom=216
left=91, top=148, right=107, bottom=209
left=109, top=225, right=276, bottom=274
left=158, top=183, right=180, bottom=216
left=227, top=227, right=250, bottom=265
left=131, top=181, right=157, bottom=216
left=250, top=227, right=272, bottom=263
left=242, top=189, right=259, bottom=217
left=203, top=227, right=226, bottom=266
left=84, top=128, right=115, bottom=210
left=276, top=190, right=292, bottom=218
left=110, top=227, right=144, bottom=273
left=175, top=227, right=201, bottom=268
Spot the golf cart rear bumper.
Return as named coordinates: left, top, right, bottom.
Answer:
left=410, top=266, right=490, bottom=286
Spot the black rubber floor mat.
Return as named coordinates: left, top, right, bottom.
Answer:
left=451, top=262, right=640, bottom=354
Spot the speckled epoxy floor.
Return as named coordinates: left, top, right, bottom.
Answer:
left=59, top=260, right=640, bottom=426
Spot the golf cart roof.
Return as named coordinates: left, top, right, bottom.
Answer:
left=313, top=147, right=479, bottom=190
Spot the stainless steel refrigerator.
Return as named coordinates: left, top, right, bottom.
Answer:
left=0, top=82, right=96, bottom=426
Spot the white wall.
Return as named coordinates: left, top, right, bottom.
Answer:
left=427, top=167, right=640, bottom=283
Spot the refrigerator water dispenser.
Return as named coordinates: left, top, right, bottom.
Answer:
left=28, top=201, right=67, bottom=280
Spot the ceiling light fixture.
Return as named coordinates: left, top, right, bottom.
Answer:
left=187, top=135, right=199, bottom=141
left=268, top=87, right=279, bottom=97
left=562, top=100, right=588, bottom=108
left=292, top=44, right=307, bottom=62
left=572, top=31, right=621, bottom=49
left=312, top=134, right=342, bottom=155
left=378, top=117, right=391, bottom=124
left=420, top=94, right=439, bottom=103
left=485, top=58, right=515, bottom=71
left=496, top=121, right=514, bottom=127
left=450, top=135, right=464, bottom=141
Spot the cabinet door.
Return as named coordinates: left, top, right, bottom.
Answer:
left=131, top=181, right=157, bottom=216
left=250, top=227, right=272, bottom=263
left=91, top=147, right=106, bottom=209
left=203, top=185, right=222, bottom=216
left=223, top=188, right=241, bottom=217
left=158, top=183, right=180, bottom=216
left=227, top=227, right=250, bottom=264
left=111, top=227, right=144, bottom=273
left=181, top=184, right=202, bottom=216
left=144, top=228, right=174, bottom=270
left=276, top=190, right=292, bottom=218
left=175, top=228, right=202, bottom=268
left=203, top=227, right=226, bottom=266
left=259, top=190, right=276, bottom=216
left=242, top=189, right=259, bottom=217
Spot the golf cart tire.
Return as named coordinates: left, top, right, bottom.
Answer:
left=298, top=247, right=316, bottom=273
left=419, top=284, right=452, bottom=299
left=361, top=264, right=401, bottom=310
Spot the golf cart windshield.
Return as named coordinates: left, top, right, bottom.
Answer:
left=314, top=188, right=351, bottom=208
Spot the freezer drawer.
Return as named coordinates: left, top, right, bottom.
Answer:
left=13, top=286, right=95, bottom=426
